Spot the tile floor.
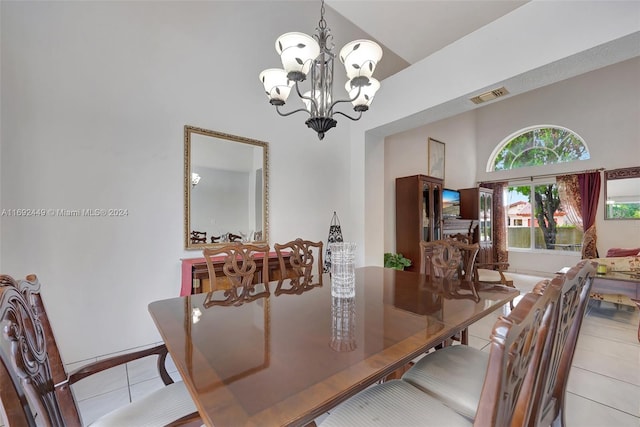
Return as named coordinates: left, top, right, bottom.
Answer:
left=3, top=273, right=639, bottom=426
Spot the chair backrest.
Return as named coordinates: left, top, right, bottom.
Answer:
left=528, top=260, right=596, bottom=427
left=447, top=232, right=472, bottom=244
left=447, top=239, right=480, bottom=282
left=274, top=239, right=323, bottom=295
left=420, top=240, right=457, bottom=278
left=203, top=243, right=271, bottom=306
left=190, top=230, right=207, bottom=244
left=474, top=275, right=562, bottom=427
left=420, top=240, right=479, bottom=283
left=0, top=274, right=82, bottom=427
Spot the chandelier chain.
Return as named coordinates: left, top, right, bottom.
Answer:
left=318, top=0, right=327, bottom=30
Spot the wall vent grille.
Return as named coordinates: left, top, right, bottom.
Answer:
left=470, top=87, right=509, bottom=104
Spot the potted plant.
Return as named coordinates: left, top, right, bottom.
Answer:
left=384, top=253, right=412, bottom=270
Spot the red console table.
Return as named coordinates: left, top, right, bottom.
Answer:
left=180, top=252, right=289, bottom=296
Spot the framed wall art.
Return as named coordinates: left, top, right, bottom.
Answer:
left=428, top=138, right=445, bottom=179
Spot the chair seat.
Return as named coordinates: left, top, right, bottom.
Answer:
left=401, top=344, right=488, bottom=419
left=319, top=379, right=472, bottom=427
left=91, top=381, right=197, bottom=427
left=477, top=267, right=511, bottom=284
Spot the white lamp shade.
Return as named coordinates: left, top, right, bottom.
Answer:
left=339, top=39, right=383, bottom=79
left=259, top=68, right=293, bottom=103
left=345, top=78, right=380, bottom=107
left=275, top=32, right=320, bottom=78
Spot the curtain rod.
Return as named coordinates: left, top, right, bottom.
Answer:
left=477, top=168, right=604, bottom=185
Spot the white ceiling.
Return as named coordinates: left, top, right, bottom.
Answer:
left=328, top=0, right=529, bottom=66
left=323, top=0, right=640, bottom=137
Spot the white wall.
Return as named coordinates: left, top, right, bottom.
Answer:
left=383, top=111, right=477, bottom=254
left=0, top=1, right=367, bottom=363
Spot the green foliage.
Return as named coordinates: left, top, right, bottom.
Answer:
left=607, top=203, right=640, bottom=219
left=510, top=183, right=562, bottom=249
left=384, top=253, right=412, bottom=270
left=494, top=127, right=589, bottom=171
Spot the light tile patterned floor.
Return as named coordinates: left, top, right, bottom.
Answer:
left=2, top=273, right=638, bottom=426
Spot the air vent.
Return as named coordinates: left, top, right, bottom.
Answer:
left=470, top=87, right=510, bottom=104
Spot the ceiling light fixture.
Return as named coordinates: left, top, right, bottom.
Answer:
left=259, top=0, right=383, bottom=140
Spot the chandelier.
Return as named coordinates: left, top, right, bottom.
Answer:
left=259, top=0, right=383, bottom=140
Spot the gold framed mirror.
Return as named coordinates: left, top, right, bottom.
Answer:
left=184, top=125, right=269, bottom=249
left=604, top=166, right=640, bottom=220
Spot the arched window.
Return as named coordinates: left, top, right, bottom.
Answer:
left=489, top=125, right=589, bottom=172
left=489, top=126, right=590, bottom=253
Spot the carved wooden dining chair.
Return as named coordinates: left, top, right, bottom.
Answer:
left=190, top=230, right=207, bottom=244
left=396, top=260, right=595, bottom=426
left=0, top=274, right=200, bottom=427
left=273, top=238, right=323, bottom=295
left=528, top=260, right=596, bottom=427
left=447, top=232, right=515, bottom=312
left=448, top=239, right=481, bottom=285
left=420, top=239, right=479, bottom=344
left=319, top=278, right=559, bottom=427
left=420, top=240, right=460, bottom=279
left=447, top=232, right=514, bottom=288
left=203, top=243, right=270, bottom=307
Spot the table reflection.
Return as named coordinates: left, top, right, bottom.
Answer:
left=330, top=297, right=356, bottom=352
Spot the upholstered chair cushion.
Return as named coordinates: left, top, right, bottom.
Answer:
left=91, top=381, right=197, bottom=427
left=401, top=345, right=488, bottom=419
left=319, top=379, right=471, bottom=427
left=476, top=268, right=510, bottom=284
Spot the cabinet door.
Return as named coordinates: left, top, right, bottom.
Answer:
left=433, top=184, right=442, bottom=240
left=478, top=191, right=493, bottom=243
left=422, top=181, right=431, bottom=241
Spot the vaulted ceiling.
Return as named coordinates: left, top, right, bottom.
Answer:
left=324, top=0, right=640, bottom=135
left=328, top=0, right=529, bottom=68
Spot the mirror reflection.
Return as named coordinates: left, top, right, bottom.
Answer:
left=605, top=166, right=640, bottom=220
left=185, top=126, right=269, bottom=249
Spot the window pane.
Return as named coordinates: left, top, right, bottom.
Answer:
left=533, top=184, right=558, bottom=250
left=493, top=127, right=589, bottom=172
left=507, top=183, right=583, bottom=252
left=506, top=186, right=530, bottom=249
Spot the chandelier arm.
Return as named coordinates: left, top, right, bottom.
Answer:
left=275, top=105, right=311, bottom=118
left=327, top=86, right=361, bottom=115
left=332, top=110, right=363, bottom=122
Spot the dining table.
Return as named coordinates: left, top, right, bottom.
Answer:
left=148, top=266, right=519, bottom=427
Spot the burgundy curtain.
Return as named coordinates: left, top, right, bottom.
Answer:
left=479, top=181, right=508, bottom=264
left=578, top=171, right=601, bottom=259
